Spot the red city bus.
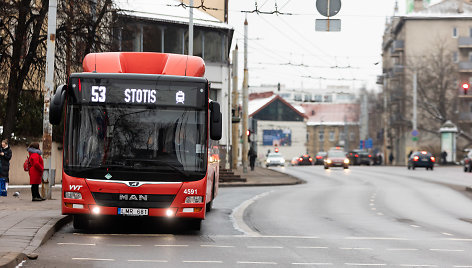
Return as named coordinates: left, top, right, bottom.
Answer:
left=49, top=52, right=222, bottom=230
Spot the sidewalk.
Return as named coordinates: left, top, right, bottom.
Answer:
left=0, top=167, right=301, bottom=268
left=0, top=187, right=69, bottom=268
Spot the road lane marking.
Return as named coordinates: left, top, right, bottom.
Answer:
left=128, top=260, right=168, bottom=263
left=442, top=232, right=454, bottom=236
left=340, top=247, right=373, bottom=250
left=430, top=248, right=464, bottom=252
left=238, top=261, right=277, bottom=265
left=377, top=213, right=384, bottom=216
left=345, top=263, right=386, bottom=266
left=446, top=238, right=472, bottom=241
left=247, top=246, right=284, bottom=249
left=154, top=244, right=188, bottom=247
left=400, top=264, right=439, bottom=267
left=410, top=225, right=421, bottom=228
left=201, top=245, right=235, bottom=248
left=386, top=248, right=419, bottom=251
left=345, top=237, right=408, bottom=240
left=72, top=258, right=115, bottom=261
left=109, top=244, right=142, bottom=247
left=454, top=266, right=472, bottom=267
left=296, top=246, right=328, bottom=249
left=58, top=243, right=96, bottom=246
left=183, top=260, right=223, bottom=263
left=369, top=203, right=375, bottom=206
left=231, top=191, right=274, bottom=236
left=292, top=263, right=333, bottom=265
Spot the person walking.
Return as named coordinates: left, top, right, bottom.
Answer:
left=0, top=139, right=12, bottom=191
left=248, top=146, right=257, bottom=171
left=26, top=142, right=44, bottom=201
left=389, top=152, right=394, bottom=165
left=441, top=151, right=448, bottom=165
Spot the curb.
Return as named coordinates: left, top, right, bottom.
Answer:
left=220, top=168, right=306, bottom=187
left=0, top=215, right=72, bottom=268
left=466, top=186, right=472, bottom=192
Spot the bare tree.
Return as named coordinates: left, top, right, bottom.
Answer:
left=0, top=0, right=115, bottom=140
left=407, top=40, right=459, bottom=135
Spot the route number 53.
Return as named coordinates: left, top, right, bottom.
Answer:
left=91, top=86, right=106, bottom=102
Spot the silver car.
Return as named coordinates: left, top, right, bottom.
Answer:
left=266, top=153, right=285, bottom=167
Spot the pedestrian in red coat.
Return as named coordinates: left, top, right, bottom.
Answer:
left=26, top=142, right=44, bottom=201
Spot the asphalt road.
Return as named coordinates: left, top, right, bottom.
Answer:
left=23, top=166, right=472, bottom=267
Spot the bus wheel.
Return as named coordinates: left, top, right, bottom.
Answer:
left=188, top=219, right=202, bottom=231
left=73, top=215, right=89, bottom=230
left=206, top=179, right=215, bottom=212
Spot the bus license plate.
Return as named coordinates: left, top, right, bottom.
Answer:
left=118, top=208, right=148, bottom=216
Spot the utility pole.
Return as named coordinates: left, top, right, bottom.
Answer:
left=231, top=45, right=239, bottom=169
left=42, top=0, right=58, bottom=199
left=383, top=74, right=388, bottom=165
left=242, top=17, right=249, bottom=173
left=188, top=0, right=194, bottom=55
left=412, top=71, right=417, bottom=150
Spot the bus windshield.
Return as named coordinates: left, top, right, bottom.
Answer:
left=64, top=104, right=207, bottom=182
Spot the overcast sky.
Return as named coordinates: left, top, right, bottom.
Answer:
left=227, top=0, right=440, bottom=93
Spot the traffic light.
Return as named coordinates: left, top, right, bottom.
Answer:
left=247, top=129, right=251, bottom=142
left=462, top=83, right=469, bottom=95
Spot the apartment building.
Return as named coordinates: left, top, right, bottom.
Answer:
left=381, top=0, right=472, bottom=165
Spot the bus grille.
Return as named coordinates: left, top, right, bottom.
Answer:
left=91, top=192, right=175, bottom=208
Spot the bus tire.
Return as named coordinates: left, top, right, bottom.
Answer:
left=206, top=177, right=216, bottom=212
left=189, top=219, right=202, bottom=231
left=73, top=215, right=89, bottom=230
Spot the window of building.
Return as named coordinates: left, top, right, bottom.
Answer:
left=311, top=110, right=315, bottom=116
left=350, top=132, right=355, bottom=141
left=294, top=94, right=302, bottom=101
left=453, top=51, right=459, bottom=63
left=204, top=31, right=222, bottom=62
left=165, top=25, right=184, bottom=54
left=339, top=131, right=345, bottom=141
left=469, top=52, right=472, bottom=62
left=314, top=95, right=322, bottom=102
left=210, top=88, right=218, bottom=102
left=453, top=27, right=458, bottom=38
left=329, top=131, right=335, bottom=141
left=143, top=24, right=163, bottom=52
left=470, top=27, right=472, bottom=37
left=319, top=130, right=324, bottom=141
left=324, top=95, right=333, bottom=102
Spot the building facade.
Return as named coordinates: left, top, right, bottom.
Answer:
left=381, top=0, right=472, bottom=164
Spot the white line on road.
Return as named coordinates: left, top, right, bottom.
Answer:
left=72, top=258, right=115, bottom=261
left=109, top=244, right=142, bottom=247
left=410, top=225, right=421, bottom=228
left=339, top=247, right=373, bottom=250
left=58, top=243, right=96, bottom=246
left=446, top=238, right=472, bottom=241
left=128, top=260, right=168, bottom=263
left=345, top=263, right=386, bottom=266
left=237, top=261, right=278, bottom=265
left=183, top=260, right=224, bottom=263
left=201, top=245, right=235, bottom=248
left=400, top=265, right=437, bottom=267
left=429, top=248, right=464, bottom=252
left=442, top=232, right=454, bottom=236
left=247, top=246, right=284, bottom=249
left=231, top=191, right=274, bottom=236
left=345, top=237, right=408, bottom=240
left=377, top=213, right=384, bottom=216
left=454, top=266, right=472, bottom=267
left=386, top=248, right=419, bottom=251
left=292, top=263, right=333, bottom=265
left=154, top=244, right=189, bottom=247
left=296, top=246, right=329, bottom=249
left=371, top=208, right=377, bottom=211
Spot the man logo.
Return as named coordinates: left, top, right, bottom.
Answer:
left=119, top=194, right=148, bottom=201
left=128, top=182, right=140, bottom=187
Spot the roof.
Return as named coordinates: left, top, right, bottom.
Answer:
left=249, top=95, right=307, bottom=119
left=82, top=52, right=205, bottom=77
left=114, top=0, right=233, bottom=30
left=301, top=103, right=360, bottom=126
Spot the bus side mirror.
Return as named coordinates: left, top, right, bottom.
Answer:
left=209, top=101, right=222, bottom=140
left=50, top=84, right=67, bottom=125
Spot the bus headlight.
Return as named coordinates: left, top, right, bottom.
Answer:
left=344, top=159, right=350, bottom=164
left=64, top=192, right=82, bottom=199
left=185, top=196, right=203, bottom=203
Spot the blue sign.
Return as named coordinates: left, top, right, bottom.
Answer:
left=366, top=138, right=373, bottom=149
left=411, top=129, right=419, bottom=137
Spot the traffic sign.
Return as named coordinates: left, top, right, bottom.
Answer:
left=316, top=0, right=342, bottom=17
left=412, top=137, right=418, bottom=142
left=411, top=129, right=419, bottom=137
left=315, top=19, right=341, bottom=32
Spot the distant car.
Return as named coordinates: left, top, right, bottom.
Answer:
left=407, top=151, right=435, bottom=170
left=464, top=151, right=472, bottom=172
left=297, top=154, right=313, bottom=165
left=324, top=150, right=349, bottom=169
left=290, top=157, right=299, bottom=166
left=266, top=153, right=285, bottom=167
left=314, top=152, right=327, bottom=165
left=347, top=150, right=373, bottom=165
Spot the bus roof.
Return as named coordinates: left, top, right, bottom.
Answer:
left=82, top=52, right=205, bottom=77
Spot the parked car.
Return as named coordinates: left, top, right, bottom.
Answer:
left=290, top=157, right=299, bottom=166
left=407, top=151, right=435, bottom=170
left=464, top=150, right=472, bottom=172
left=324, top=150, right=349, bottom=169
left=314, top=152, right=327, bottom=165
left=297, top=154, right=313, bottom=165
left=265, top=153, right=285, bottom=167
left=347, top=149, right=373, bottom=165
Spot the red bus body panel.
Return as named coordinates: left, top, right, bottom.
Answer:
left=61, top=52, right=217, bottom=220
